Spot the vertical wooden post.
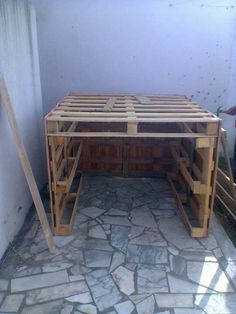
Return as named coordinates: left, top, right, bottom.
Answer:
left=0, top=73, right=55, bottom=252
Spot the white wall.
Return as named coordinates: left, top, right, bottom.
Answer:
left=0, top=0, right=44, bottom=259
left=33, top=0, right=236, bottom=152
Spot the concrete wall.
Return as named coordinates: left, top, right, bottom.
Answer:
left=0, top=0, right=44, bottom=259
left=33, top=0, right=236, bottom=152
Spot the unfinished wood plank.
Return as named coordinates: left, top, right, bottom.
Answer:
left=48, top=131, right=216, bottom=138
left=0, top=73, right=55, bottom=252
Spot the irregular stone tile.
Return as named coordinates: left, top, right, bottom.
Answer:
left=88, top=219, right=98, bottom=227
left=115, top=300, right=135, bottom=314
left=137, top=265, right=168, bottom=293
left=60, top=304, right=73, bottom=314
left=127, top=244, right=168, bottom=264
left=212, top=215, right=236, bottom=261
left=11, top=270, right=69, bottom=292
left=86, top=269, right=122, bottom=311
left=70, top=264, right=91, bottom=275
left=128, top=226, right=144, bottom=239
left=88, top=225, right=107, bottom=239
left=106, top=208, right=128, bottom=216
left=54, top=236, right=75, bottom=247
left=96, top=217, right=103, bottom=224
left=30, top=241, right=48, bottom=254
left=198, top=232, right=218, bottom=250
left=69, top=275, right=84, bottom=282
left=168, top=273, right=216, bottom=293
left=26, top=281, right=89, bottom=305
left=101, top=215, right=131, bottom=226
left=111, top=225, right=129, bottom=253
left=85, top=249, right=112, bottom=267
left=152, top=209, right=175, bottom=217
left=21, top=300, right=63, bottom=314
left=64, top=249, right=84, bottom=264
left=169, top=255, right=186, bottom=276
left=174, top=310, right=204, bottom=314
left=125, top=263, right=136, bottom=271
left=109, top=251, right=125, bottom=272
left=34, top=249, right=60, bottom=261
left=221, top=261, right=236, bottom=289
left=195, top=293, right=236, bottom=314
left=117, top=186, right=140, bottom=198
left=131, top=207, right=157, bottom=228
left=168, top=246, right=179, bottom=256
left=43, top=262, right=73, bottom=272
left=0, top=279, right=9, bottom=291
left=112, top=201, right=130, bottom=212
left=85, top=239, right=113, bottom=251
left=0, top=294, right=24, bottom=312
left=129, top=294, right=151, bottom=304
left=158, top=202, right=177, bottom=210
left=35, top=228, right=46, bottom=243
left=25, top=221, right=39, bottom=239
left=103, top=224, right=111, bottom=235
left=80, top=206, right=106, bottom=218
left=74, top=213, right=89, bottom=225
left=66, top=291, right=92, bottom=303
left=129, top=229, right=167, bottom=246
left=158, top=217, right=203, bottom=250
left=112, top=266, right=135, bottom=296
left=136, top=295, right=155, bottom=314
left=20, top=252, right=32, bottom=260
left=187, top=261, right=234, bottom=292
left=132, top=197, right=152, bottom=208
left=52, top=254, right=67, bottom=263
left=77, top=304, right=97, bottom=314
left=14, top=267, right=41, bottom=278
left=155, top=293, right=193, bottom=308
left=73, top=220, right=89, bottom=236
left=180, top=250, right=217, bottom=262
left=213, top=247, right=223, bottom=258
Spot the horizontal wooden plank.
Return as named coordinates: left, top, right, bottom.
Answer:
left=47, top=131, right=217, bottom=138
left=47, top=116, right=219, bottom=123
left=52, top=111, right=211, bottom=118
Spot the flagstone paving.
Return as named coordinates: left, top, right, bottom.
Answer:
left=0, top=175, right=236, bottom=313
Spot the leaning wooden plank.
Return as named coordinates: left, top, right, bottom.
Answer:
left=0, top=73, right=55, bottom=252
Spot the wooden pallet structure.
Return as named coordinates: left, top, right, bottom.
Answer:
left=215, top=129, right=236, bottom=220
left=45, top=93, right=221, bottom=236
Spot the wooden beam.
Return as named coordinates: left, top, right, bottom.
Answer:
left=0, top=73, right=55, bottom=252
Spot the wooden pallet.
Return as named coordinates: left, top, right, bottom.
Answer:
left=45, top=93, right=221, bottom=236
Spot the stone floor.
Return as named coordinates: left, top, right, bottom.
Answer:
left=0, top=176, right=236, bottom=314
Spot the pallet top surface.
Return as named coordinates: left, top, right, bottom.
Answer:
left=45, top=93, right=220, bottom=124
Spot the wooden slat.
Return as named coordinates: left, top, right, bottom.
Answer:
left=168, top=174, right=207, bottom=237
left=56, top=142, right=83, bottom=193
left=0, top=73, right=55, bottom=252
left=104, top=97, right=116, bottom=111
left=47, top=132, right=216, bottom=138
left=135, top=95, right=151, bottom=104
